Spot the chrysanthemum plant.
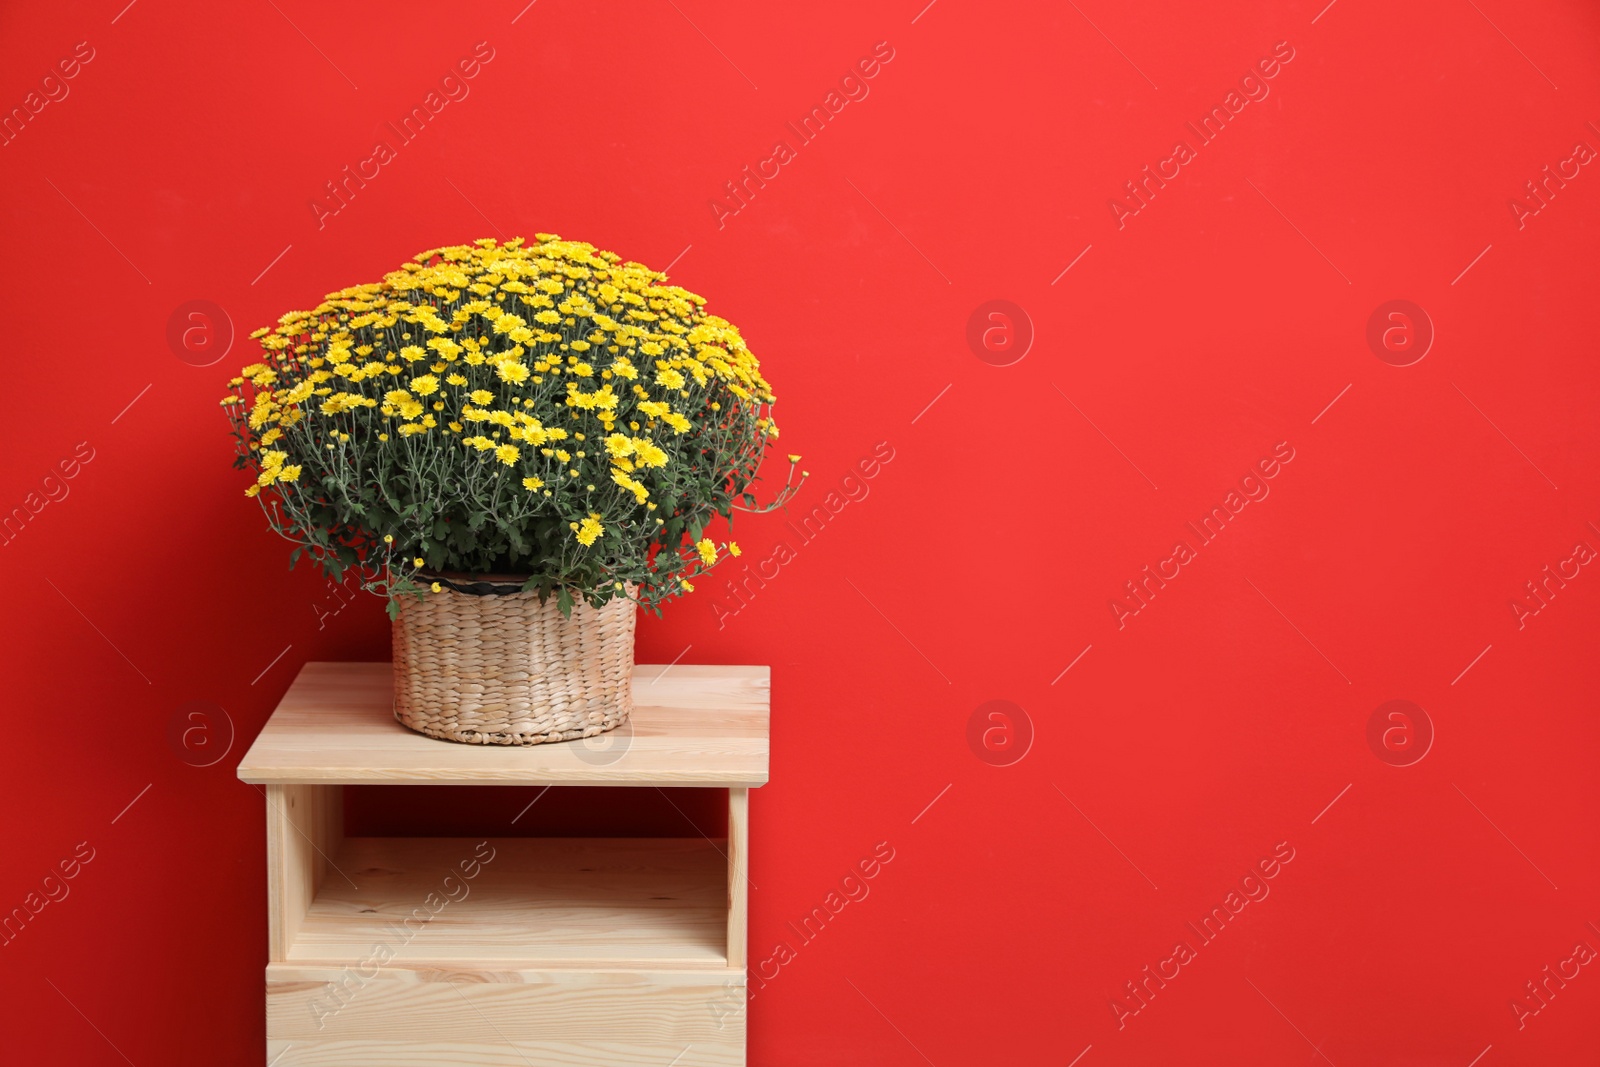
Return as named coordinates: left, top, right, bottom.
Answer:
left=224, top=236, right=799, bottom=618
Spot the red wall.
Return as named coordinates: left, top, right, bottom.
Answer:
left=3, top=1, right=1599, bottom=1063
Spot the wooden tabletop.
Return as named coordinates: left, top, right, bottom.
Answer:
left=237, top=662, right=770, bottom=787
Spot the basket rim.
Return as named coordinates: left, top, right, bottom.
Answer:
left=415, top=570, right=534, bottom=596
left=413, top=572, right=646, bottom=601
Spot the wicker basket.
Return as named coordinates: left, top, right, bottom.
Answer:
left=391, top=575, right=637, bottom=745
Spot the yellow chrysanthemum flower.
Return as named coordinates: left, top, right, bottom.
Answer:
left=575, top=513, right=603, bottom=547
left=696, top=538, right=716, bottom=566
left=633, top=440, right=668, bottom=468
left=427, top=337, right=462, bottom=360
left=611, top=470, right=649, bottom=504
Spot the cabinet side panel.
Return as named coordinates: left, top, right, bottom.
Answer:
left=267, top=784, right=344, bottom=961
left=726, top=787, right=748, bottom=970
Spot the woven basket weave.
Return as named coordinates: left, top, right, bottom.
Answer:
left=391, top=576, right=636, bottom=745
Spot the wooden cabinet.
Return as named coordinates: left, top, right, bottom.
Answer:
left=238, top=661, right=768, bottom=1066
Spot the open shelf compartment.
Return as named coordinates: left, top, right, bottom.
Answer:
left=288, top=835, right=729, bottom=968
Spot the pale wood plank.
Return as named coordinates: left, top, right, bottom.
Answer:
left=725, top=788, right=748, bottom=971
left=267, top=784, right=343, bottom=962
left=238, top=662, right=770, bottom=787
left=265, top=1041, right=740, bottom=1067
left=265, top=961, right=747, bottom=984
left=267, top=970, right=744, bottom=1065
left=287, top=838, right=728, bottom=967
